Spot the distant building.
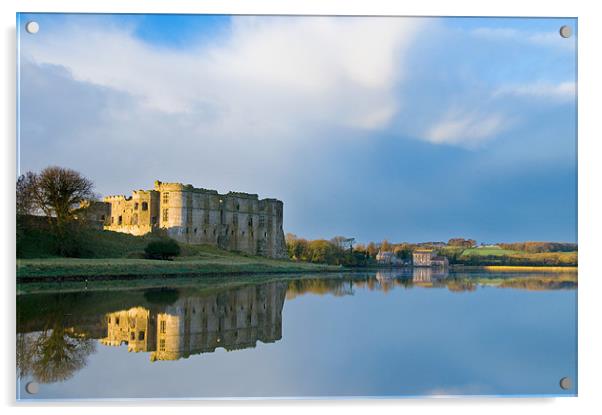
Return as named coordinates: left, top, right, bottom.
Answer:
left=412, top=248, right=434, bottom=267
left=376, top=251, right=403, bottom=266
left=413, top=248, right=449, bottom=268
left=430, top=256, right=449, bottom=268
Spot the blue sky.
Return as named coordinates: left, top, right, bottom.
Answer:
left=17, top=14, right=577, bottom=244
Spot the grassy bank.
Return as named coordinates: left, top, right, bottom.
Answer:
left=442, top=245, right=578, bottom=267
left=17, top=256, right=339, bottom=279
left=17, top=225, right=340, bottom=281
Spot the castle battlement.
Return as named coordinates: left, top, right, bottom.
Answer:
left=103, top=195, right=129, bottom=201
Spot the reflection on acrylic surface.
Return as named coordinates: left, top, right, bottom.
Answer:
left=17, top=271, right=577, bottom=399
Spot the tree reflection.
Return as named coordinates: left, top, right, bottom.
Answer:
left=17, top=321, right=95, bottom=384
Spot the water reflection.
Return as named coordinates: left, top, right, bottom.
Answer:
left=101, top=283, right=286, bottom=361
left=17, top=315, right=96, bottom=384
left=17, top=271, right=577, bottom=393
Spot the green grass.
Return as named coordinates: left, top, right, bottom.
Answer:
left=460, top=247, right=521, bottom=257
left=16, top=255, right=339, bottom=279
left=16, top=226, right=339, bottom=280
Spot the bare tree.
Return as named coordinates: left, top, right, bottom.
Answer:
left=16, top=172, right=37, bottom=215
left=17, top=167, right=95, bottom=256
left=29, top=166, right=95, bottom=228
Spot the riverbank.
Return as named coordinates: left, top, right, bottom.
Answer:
left=481, top=265, right=578, bottom=272
left=17, top=256, right=340, bottom=280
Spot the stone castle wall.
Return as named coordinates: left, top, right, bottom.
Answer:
left=102, top=180, right=286, bottom=259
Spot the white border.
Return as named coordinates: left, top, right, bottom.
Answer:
left=3, top=1, right=601, bottom=414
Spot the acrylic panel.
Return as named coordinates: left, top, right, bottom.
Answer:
left=16, top=13, right=577, bottom=400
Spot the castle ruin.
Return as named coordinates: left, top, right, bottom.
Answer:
left=102, top=181, right=287, bottom=259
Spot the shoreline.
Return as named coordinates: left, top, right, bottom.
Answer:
left=17, top=258, right=578, bottom=281
left=16, top=259, right=578, bottom=296
left=479, top=265, right=577, bottom=272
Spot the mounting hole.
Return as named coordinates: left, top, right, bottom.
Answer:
left=25, top=21, right=39, bottom=34
left=25, top=381, right=39, bottom=394
left=559, top=25, right=572, bottom=38
left=559, top=376, right=572, bottom=390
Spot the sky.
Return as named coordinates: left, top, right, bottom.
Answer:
left=17, top=14, right=577, bottom=244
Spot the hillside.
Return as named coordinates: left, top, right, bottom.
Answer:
left=16, top=224, right=338, bottom=279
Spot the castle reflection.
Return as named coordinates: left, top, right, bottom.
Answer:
left=100, top=282, right=286, bottom=361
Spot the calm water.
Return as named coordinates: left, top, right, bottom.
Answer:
left=16, top=269, right=577, bottom=399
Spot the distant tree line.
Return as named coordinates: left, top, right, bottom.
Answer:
left=285, top=234, right=373, bottom=267
left=497, top=241, right=577, bottom=253
left=453, top=252, right=577, bottom=267
left=286, top=234, right=577, bottom=267
left=447, top=238, right=477, bottom=248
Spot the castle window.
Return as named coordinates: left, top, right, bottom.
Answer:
left=139, top=331, right=145, bottom=341
left=213, top=229, right=216, bottom=235
left=115, top=317, right=120, bottom=325
left=162, top=193, right=169, bottom=205
left=259, top=215, right=266, bottom=227
left=194, top=228, right=197, bottom=234
left=236, top=203, right=240, bottom=211
left=141, top=202, right=148, bottom=211
left=242, top=231, right=245, bottom=236
left=248, top=216, right=253, bottom=227
left=134, top=202, right=139, bottom=210
left=100, top=215, right=105, bottom=221
left=160, top=320, right=166, bottom=334
left=231, top=230, right=234, bottom=235
left=130, top=332, right=135, bottom=340
left=118, top=215, right=123, bottom=225
left=162, top=209, right=169, bottom=222
left=203, top=229, right=207, bottom=235
left=111, top=216, right=114, bottom=224
left=159, top=339, right=165, bottom=351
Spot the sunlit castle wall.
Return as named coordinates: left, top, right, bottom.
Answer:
left=103, top=180, right=287, bottom=259
left=103, top=190, right=160, bottom=236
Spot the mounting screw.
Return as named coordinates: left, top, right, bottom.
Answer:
left=559, top=25, right=572, bottom=38
left=25, top=381, right=39, bottom=394
left=25, top=21, right=39, bottom=34
left=559, top=376, right=572, bottom=390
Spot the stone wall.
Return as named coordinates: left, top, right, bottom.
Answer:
left=103, top=181, right=287, bottom=259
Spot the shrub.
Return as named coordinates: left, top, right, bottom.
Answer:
left=144, top=238, right=181, bottom=260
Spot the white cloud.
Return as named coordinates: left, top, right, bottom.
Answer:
left=494, top=81, right=575, bottom=101
left=424, top=110, right=508, bottom=147
left=22, top=16, right=425, bottom=139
